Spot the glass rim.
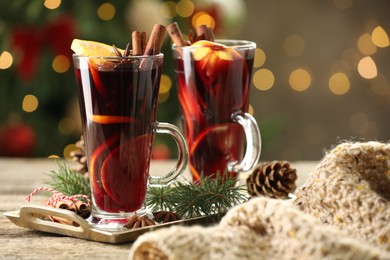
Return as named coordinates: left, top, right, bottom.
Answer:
left=72, top=53, right=164, bottom=59
left=172, top=39, right=256, bottom=50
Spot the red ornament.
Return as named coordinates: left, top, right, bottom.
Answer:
left=11, top=15, right=76, bottom=81
left=0, top=123, right=36, bottom=157
left=152, top=143, right=171, bottom=160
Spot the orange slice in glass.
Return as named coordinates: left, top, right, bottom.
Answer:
left=191, top=40, right=240, bottom=61
left=100, top=134, right=153, bottom=209
left=189, top=123, right=244, bottom=182
left=89, top=134, right=120, bottom=196
left=191, top=40, right=243, bottom=83
left=88, top=64, right=109, bottom=97
left=89, top=115, right=139, bottom=124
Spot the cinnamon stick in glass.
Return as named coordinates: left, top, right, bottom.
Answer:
left=167, top=22, right=188, bottom=47
left=143, top=24, right=166, bottom=55
left=196, top=25, right=215, bottom=42
left=140, top=31, right=147, bottom=54
left=132, top=31, right=142, bottom=55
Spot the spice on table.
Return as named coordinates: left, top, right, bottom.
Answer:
left=125, top=215, right=156, bottom=229
left=153, top=211, right=181, bottom=223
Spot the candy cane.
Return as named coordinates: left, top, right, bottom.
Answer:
left=25, top=187, right=91, bottom=207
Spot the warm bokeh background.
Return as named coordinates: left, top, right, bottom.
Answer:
left=0, top=0, right=389, bottom=160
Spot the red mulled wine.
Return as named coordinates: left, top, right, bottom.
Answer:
left=173, top=40, right=256, bottom=182
left=74, top=56, right=162, bottom=213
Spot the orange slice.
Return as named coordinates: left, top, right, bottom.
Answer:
left=88, top=63, right=109, bottom=96
left=89, top=115, right=138, bottom=124
left=71, top=39, right=124, bottom=57
left=190, top=40, right=243, bottom=83
left=189, top=123, right=244, bottom=182
left=100, top=134, right=153, bottom=210
left=89, top=134, right=120, bottom=197
left=191, top=40, right=239, bottom=61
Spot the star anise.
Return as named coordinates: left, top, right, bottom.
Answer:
left=124, top=215, right=156, bottom=229
left=153, top=211, right=181, bottom=223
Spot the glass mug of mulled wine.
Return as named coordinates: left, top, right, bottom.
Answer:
left=172, top=40, right=261, bottom=182
left=72, top=53, right=188, bottom=228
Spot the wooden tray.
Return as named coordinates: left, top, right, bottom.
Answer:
left=4, top=205, right=220, bottom=244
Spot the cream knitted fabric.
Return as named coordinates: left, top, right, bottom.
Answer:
left=293, top=141, right=390, bottom=251
left=129, top=197, right=389, bottom=259
left=129, top=225, right=268, bottom=260
left=129, top=141, right=390, bottom=259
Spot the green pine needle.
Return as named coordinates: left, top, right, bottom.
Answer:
left=46, top=162, right=248, bottom=219
left=45, top=160, right=90, bottom=198
left=146, top=172, right=248, bottom=219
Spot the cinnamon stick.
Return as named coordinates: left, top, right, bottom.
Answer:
left=143, top=24, right=166, bottom=55
left=75, top=200, right=91, bottom=219
left=196, top=25, right=215, bottom=42
left=141, top=31, right=147, bottom=54
left=52, top=199, right=78, bottom=226
left=132, top=31, right=142, bottom=55
left=167, top=22, right=188, bottom=47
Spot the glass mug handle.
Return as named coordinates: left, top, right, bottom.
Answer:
left=149, top=122, right=189, bottom=187
left=228, top=112, right=261, bottom=172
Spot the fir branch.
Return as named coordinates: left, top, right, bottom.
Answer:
left=146, top=173, right=248, bottom=219
left=45, top=160, right=90, bottom=198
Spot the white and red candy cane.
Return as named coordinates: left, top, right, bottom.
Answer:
left=25, top=187, right=91, bottom=207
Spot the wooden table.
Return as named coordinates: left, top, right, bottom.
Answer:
left=0, top=158, right=316, bottom=259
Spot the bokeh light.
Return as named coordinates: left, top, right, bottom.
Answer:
left=357, top=33, right=377, bottom=55
left=283, top=35, right=305, bottom=57
left=160, top=1, right=177, bottom=19
left=22, top=94, right=39, bottom=113
left=177, top=0, right=195, bottom=18
left=349, top=112, right=377, bottom=138
left=248, top=104, right=254, bottom=115
left=192, top=11, right=215, bottom=29
left=253, top=68, right=275, bottom=91
left=158, top=92, right=170, bottom=103
left=304, top=123, right=326, bottom=144
left=328, top=72, right=350, bottom=95
left=371, top=26, right=389, bottom=48
left=47, top=155, right=60, bottom=159
left=97, top=3, right=116, bottom=21
left=349, top=112, right=368, bottom=134
left=341, top=48, right=360, bottom=70
left=63, top=144, right=77, bottom=160
left=333, top=0, right=353, bottom=10
left=253, top=48, right=266, bottom=68
left=370, top=75, right=389, bottom=96
left=159, top=74, right=172, bottom=94
left=44, top=0, right=61, bottom=10
left=289, top=68, right=312, bottom=92
left=357, top=56, right=377, bottom=79
left=58, top=117, right=76, bottom=135
left=0, top=51, right=13, bottom=69
left=52, top=55, right=70, bottom=73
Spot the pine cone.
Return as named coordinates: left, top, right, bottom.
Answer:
left=247, top=161, right=297, bottom=199
left=70, top=135, right=88, bottom=178
left=125, top=215, right=156, bottom=229
left=153, top=211, right=181, bottom=223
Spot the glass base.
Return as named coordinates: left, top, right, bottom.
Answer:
left=89, top=206, right=149, bottom=231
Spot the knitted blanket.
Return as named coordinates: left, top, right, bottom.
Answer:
left=129, top=142, right=390, bottom=259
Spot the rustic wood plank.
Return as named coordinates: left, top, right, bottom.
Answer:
left=0, top=158, right=317, bottom=259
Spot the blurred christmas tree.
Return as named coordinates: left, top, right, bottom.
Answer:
left=0, top=0, right=246, bottom=158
